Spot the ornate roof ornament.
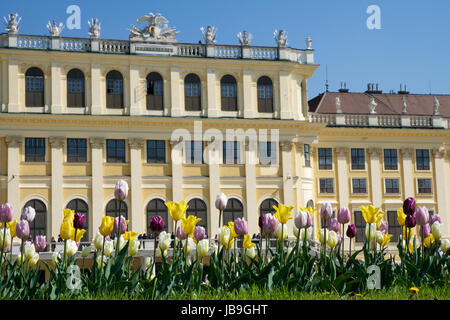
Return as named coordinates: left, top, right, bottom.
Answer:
left=335, top=96, right=342, bottom=113
left=368, top=97, right=377, bottom=114
left=128, top=13, right=179, bottom=42
left=306, top=36, right=312, bottom=50
left=274, top=29, right=288, bottom=47
left=401, top=96, right=408, bottom=114
left=201, top=26, right=217, bottom=45
left=47, top=20, right=64, bottom=37
left=433, top=96, right=440, bottom=115
left=3, top=13, right=21, bottom=34
left=237, top=30, right=252, bottom=46
left=88, top=18, right=101, bottom=39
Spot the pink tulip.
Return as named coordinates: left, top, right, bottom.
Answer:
left=193, top=226, right=206, bottom=243
left=320, top=202, right=333, bottom=221
left=234, top=218, right=248, bottom=236
left=378, top=221, right=389, bottom=234
left=177, top=225, right=187, bottom=240
left=328, top=218, right=340, bottom=233
left=0, top=203, right=13, bottom=223
left=295, top=211, right=309, bottom=229
left=113, top=216, right=127, bottom=235
left=416, top=207, right=429, bottom=226
left=34, top=235, right=47, bottom=252
left=21, top=206, right=36, bottom=223
left=114, top=180, right=129, bottom=201
left=215, top=193, right=228, bottom=211
left=261, top=214, right=277, bottom=234
left=337, top=207, right=350, bottom=224
left=430, top=214, right=441, bottom=226
left=16, top=220, right=30, bottom=240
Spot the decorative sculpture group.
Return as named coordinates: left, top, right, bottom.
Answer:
left=128, top=12, right=179, bottom=42
left=201, top=25, right=217, bottom=45
left=3, top=13, right=21, bottom=34
left=47, top=20, right=64, bottom=37
left=88, top=18, right=101, bottom=39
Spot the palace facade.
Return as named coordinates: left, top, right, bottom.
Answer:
left=0, top=13, right=449, bottom=251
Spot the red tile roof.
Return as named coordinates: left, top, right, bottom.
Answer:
left=309, top=92, right=450, bottom=117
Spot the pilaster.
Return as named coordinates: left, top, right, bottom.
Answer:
left=281, top=141, right=294, bottom=235
left=129, top=138, right=144, bottom=233
left=90, top=64, right=102, bottom=115
left=5, top=136, right=22, bottom=220
left=368, top=148, right=382, bottom=207
left=170, top=67, right=182, bottom=117
left=400, top=148, right=414, bottom=198
left=336, top=147, right=349, bottom=208
left=49, top=137, right=65, bottom=238
left=206, top=68, right=219, bottom=117
left=245, top=140, right=257, bottom=235
left=90, top=137, right=105, bottom=234
left=207, top=138, right=220, bottom=236
left=51, top=62, right=63, bottom=114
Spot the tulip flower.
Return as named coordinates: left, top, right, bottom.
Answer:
left=82, top=245, right=91, bottom=258
left=7, top=220, right=17, bottom=239
left=197, top=239, right=209, bottom=258
left=193, top=226, right=206, bottom=244
left=165, top=200, right=188, bottom=222
left=431, top=222, right=442, bottom=241
left=183, top=237, right=195, bottom=255
left=415, top=207, right=429, bottom=226
left=318, top=228, right=329, bottom=245
left=365, top=223, right=377, bottom=241
left=103, top=239, right=114, bottom=257
left=34, top=235, right=47, bottom=252
left=215, top=193, right=228, bottom=211
left=430, top=214, right=442, bottom=225
left=346, top=224, right=357, bottom=238
left=99, top=216, right=115, bottom=237
left=0, top=203, right=13, bottom=223
left=227, top=221, right=238, bottom=240
left=16, top=220, right=30, bottom=240
left=218, top=227, right=230, bottom=247
left=327, top=230, right=338, bottom=249
left=261, top=214, right=277, bottom=234
left=93, top=231, right=104, bottom=250
left=182, top=215, right=202, bottom=238
left=145, top=257, right=153, bottom=270
left=258, top=215, right=265, bottom=230
left=286, top=247, right=293, bottom=261
left=28, top=252, right=39, bottom=268
left=24, top=241, right=35, bottom=260
left=301, top=227, right=313, bottom=241
left=60, top=219, right=75, bottom=241
left=113, top=216, right=128, bottom=235
left=423, top=234, right=435, bottom=248
left=320, top=202, right=333, bottom=221
left=273, top=203, right=294, bottom=224
left=158, top=231, right=171, bottom=251
left=246, top=246, right=256, bottom=259
left=96, top=254, right=108, bottom=269
left=114, top=235, right=126, bottom=252
left=293, top=225, right=299, bottom=238
left=66, top=240, right=78, bottom=257
left=234, top=218, right=248, bottom=236
left=128, top=239, right=140, bottom=256
left=114, top=180, right=129, bottom=201
left=243, top=234, right=255, bottom=249
left=300, top=206, right=316, bottom=218
left=274, top=222, right=287, bottom=241
left=52, top=251, right=61, bottom=266
left=149, top=215, right=165, bottom=234
left=0, top=228, right=11, bottom=250
left=123, top=231, right=138, bottom=243
left=361, top=205, right=384, bottom=225
left=402, top=226, right=415, bottom=240
left=295, top=210, right=309, bottom=229
left=73, top=213, right=86, bottom=229
left=402, top=239, right=418, bottom=254
left=157, top=246, right=167, bottom=258
left=21, top=206, right=36, bottom=223
left=63, top=208, right=75, bottom=223
left=377, top=221, right=389, bottom=234
left=177, top=225, right=188, bottom=240
left=327, top=218, right=340, bottom=233
left=441, top=239, right=450, bottom=254
left=397, top=208, right=406, bottom=227
left=403, top=197, right=416, bottom=216
left=337, top=207, right=350, bottom=224
left=336, top=233, right=342, bottom=246
left=405, top=215, right=416, bottom=229
left=16, top=253, right=25, bottom=266
left=420, top=224, right=431, bottom=239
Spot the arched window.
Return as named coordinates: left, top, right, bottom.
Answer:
left=25, top=67, right=44, bottom=107
left=105, top=199, right=128, bottom=220
left=146, top=199, right=169, bottom=235
left=223, top=198, right=244, bottom=225
left=221, top=75, right=237, bottom=111
left=146, top=72, right=163, bottom=110
left=186, top=198, right=208, bottom=235
left=23, top=199, right=47, bottom=239
left=184, top=73, right=201, bottom=111
left=106, top=70, right=123, bottom=109
left=67, top=69, right=85, bottom=108
left=257, top=76, right=273, bottom=113
left=66, top=199, right=89, bottom=242
left=259, top=198, right=279, bottom=216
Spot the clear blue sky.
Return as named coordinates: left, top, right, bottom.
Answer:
left=1, top=0, right=450, bottom=99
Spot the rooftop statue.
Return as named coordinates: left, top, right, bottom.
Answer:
left=237, top=30, right=252, bottom=46
left=88, top=18, right=101, bottom=39
left=201, top=25, right=217, bottom=45
left=3, top=13, right=21, bottom=34
left=128, top=13, right=179, bottom=42
left=274, top=29, right=288, bottom=47
left=433, top=96, right=440, bottom=115
left=47, top=20, right=64, bottom=37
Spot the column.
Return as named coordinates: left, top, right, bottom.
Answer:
left=129, top=138, right=144, bottom=234
left=50, top=62, right=63, bottom=114
left=206, top=68, right=219, bottom=117
left=5, top=136, right=21, bottom=219
left=49, top=137, right=65, bottom=239
left=369, top=148, right=382, bottom=207
left=400, top=148, right=414, bottom=198
left=245, top=140, right=258, bottom=235
left=243, top=69, right=254, bottom=119
left=279, top=71, right=292, bottom=120
left=90, top=138, right=104, bottom=234
left=336, top=147, right=349, bottom=208
left=207, top=139, right=220, bottom=236
left=281, top=141, right=294, bottom=235
left=170, top=67, right=182, bottom=117
left=432, top=147, right=449, bottom=237
left=91, top=64, right=102, bottom=115
left=7, top=58, right=20, bottom=113
left=129, top=65, right=141, bottom=116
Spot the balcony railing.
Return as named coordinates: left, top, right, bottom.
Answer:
left=0, top=33, right=314, bottom=64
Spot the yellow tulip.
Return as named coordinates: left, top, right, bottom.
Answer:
left=402, top=227, right=415, bottom=240
left=99, top=216, right=115, bottom=237
left=224, top=236, right=235, bottom=250
left=397, top=208, right=406, bottom=227
left=7, top=220, right=17, bottom=238
left=380, top=234, right=393, bottom=247
left=361, top=205, right=384, bottom=225
left=73, top=229, right=86, bottom=242
left=227, top=221, right=238, bottom=239
left=423, top=234, right=434, bottom=248
left=300, top=206, right=316, bottom=217
left=124, top=231, right=138, bottom=242
left=165, top=201, right=188, bottom=222
left=243, top=234, right=255, bottom=249
left=63, top=208, right=75, bottom=222
left=273, top=203, right=294, bottom=224
left=60, top=219, right=75, bottom=240
left=181, top=215, right=201, bottom=238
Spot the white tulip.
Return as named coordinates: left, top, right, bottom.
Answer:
left=158, top=231, right=171, bottom=251
left=128, top=239, right=139, bottom=256
left=215, top=193, right=228, bottom=211
left=365, top=223, right=377, bottom=241
left=0, top=228, right=11, bottom=250
left=52, top=251, right=61, bottom=266
left=93, top=231, right=104, bottom=250
left=441, top=239, right=450, bottom=254
left=145, top=257, right=153, bottom=269
left=432, top=222, right=442, bottom=241
left=246, top=246, right=256, bottom=259
left=103, top=239, right=114, bottom=257
left=66, top=239, right=78, bottom=257
left=197, top=239, right=209, bottom=257
left=218, top=227, right=230, bottom=247
left=24, top=241, right=35, bottom=260
left=183, top=237, right=195, bottom=255
left=81, top=245, right=92, bottom=258
left=274, top=222, right=287, bottom=241
left=114, top=235, right=126, bottom=252
left=28, top=252, right=39, bottom=267
left=96, top=254, right=108, bottom=268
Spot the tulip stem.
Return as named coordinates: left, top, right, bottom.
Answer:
left=0, top=226, right=6, bottom=273
left=63, top=239, right=67, bottom=271
left=116, top=199, right=122, bottom=257
left=341, top=225, right=345, bottom=260
left=100, top=237, right=106, bottom=286
left=153, top=233, right=157, bottom=270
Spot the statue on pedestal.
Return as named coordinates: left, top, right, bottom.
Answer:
left=47, top=20, right=64, bottom=37
left=274, top=29, right=288, bottom=47
left=88, top=18, right=101, bottom=39
left=201, top=26, right=217, bottom=45
left=3, top=13, right=21, bottom=34
left=237, top=30, right=252, bottom=46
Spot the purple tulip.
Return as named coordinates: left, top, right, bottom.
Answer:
left=403, top=197, right=416, bottom=216
left=114, top=180, right=129, bottom=201
left=305, top=214, right=313, bottom=229
left=73, top=213, right=86, bottom=229
left=258, top=215, right=265, bottom=230
left=328, top=218, right=340, bottom=233
left=4, top=242, right=11, bottom=254
left=320, top=202, right=333, bottom=221
left=21, top=206, right=35, bottom=223
left=0, top=203, right=13, bottom=223
left=346, top=224, right=357, bottom=238
left=405, top=214, right=416, bottom=229
left=234, top=218, right=248, bottom=236
left=420, top=224, right=431, bottom=239
left=16, top=220, right=30, bottom=240
left=430, top=214, right=442, bottom=226
left=34, top=235, right=46, bottom=252
left=378, top=221, right=389, bottom=234
left=337, top=233, right=342, bottom=246
left=193, top=226, right=206, bottom=243
left=113, top=216, right=127, bottom=235
left=176, top=225, right=187, bottom=240
left=261, top=214, right=277, bottom=234
left=337, top=207, right=350, bottom=224
left=295, top=211, right=309, bottom=229
left=149, top=215, right=164, bottom=233
left=415, top=207, right=429, bottom=226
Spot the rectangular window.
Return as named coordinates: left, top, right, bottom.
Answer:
left=384, top=149, right=398, bottom=170
left=147, top=140, right=166, bottom=163
left=185, top=141, right=204, bottom=164
left=416, top=149, right=430, bottom=170
left=352, top=178, right=367, bottom=193
left=26, top=77, right=44, bottom=92
left=387, top=211, right=401, bottom=242
left=68, top=78, right=84, bottom=93
left=223, top=141, right=240, bottom=164
left=259, top=142, right=277, bottom=165
left=257, top=85, right=273, bottom=99
left=354, top=211, right=366, bottom=243
left=319, top=178, right=334, bottom=193
left=25, top=138, right=45, bottom=162
left=67, top=138, right=87, bottom=163
left=107, top=79, right=123, bottom=94
left=106, top=139, right=126, bottom=163
left=185, top=82, right=200, bottom=97
left=304, top=144, right=311, bottom=167
left=221, top=83, right=237, bottom=98
left=385, top=178, right=400, bottom=194
left=417, top=178, right=432, bottom=194
left=318, top=148, right=333, bottom=170
left=351, top=148, right=365, bottom=170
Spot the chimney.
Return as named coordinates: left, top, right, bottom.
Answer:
left=398, top=84, right=410, bottom=95
left=338, top=81, right=349, bottom=93
left=366, top=83, right=382, bottom=94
